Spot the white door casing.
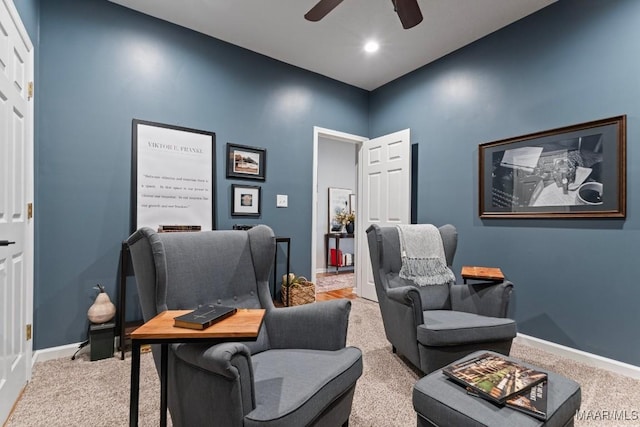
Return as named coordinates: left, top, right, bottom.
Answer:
left=356, top=129, right=411, bottom=302
left=0, top=0, right=34, bottom=424
left=310, top=127, right=367, bottom=285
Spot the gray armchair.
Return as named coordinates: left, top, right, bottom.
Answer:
left=366, top=224, right=516, bottom=374
left=127, top=225, right=362, bottom=427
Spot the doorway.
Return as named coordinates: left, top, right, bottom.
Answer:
left=310, top=127, right=367, bottom=296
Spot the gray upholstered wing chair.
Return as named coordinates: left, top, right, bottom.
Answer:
left=127, top=225, right=363, bottom=427
left=366, top=224, right=516, bottom=374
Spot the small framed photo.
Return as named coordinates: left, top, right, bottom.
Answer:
left=232, top=184, right=261, bottom=216
left=226, top=143, right=266, bottom=181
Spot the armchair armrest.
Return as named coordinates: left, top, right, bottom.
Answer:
left=172, top=341, right=255, bottom=419
left=386, top=285, right=422, bottom=305
left=386, top=285, right=424, bottom=327
left=172, top=341, right=253, bottom=379
left=450, top=280, right=514, bottom=318
left=266, top=299, right=351, bottom=350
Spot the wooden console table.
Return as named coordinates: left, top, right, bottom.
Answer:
left=129, top=309, right=265, bottom=427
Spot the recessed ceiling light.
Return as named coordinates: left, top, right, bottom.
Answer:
left=364, top=41, right=379, bottom=53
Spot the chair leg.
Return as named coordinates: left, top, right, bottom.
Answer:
left=392, top=345, right=397, bottom=354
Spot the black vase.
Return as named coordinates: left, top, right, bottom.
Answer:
left=345, top=222, right=355, bottom=234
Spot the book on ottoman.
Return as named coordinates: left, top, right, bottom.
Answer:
left=443, top=352, right=547, bottom=404
left=506, top=380, right=548, bottom=420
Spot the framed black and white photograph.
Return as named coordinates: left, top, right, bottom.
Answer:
left=328, top=187, right=352, bottom=232
left=232, top=184, right=261, bottom=216
left=131, top=119, right=216, bottom=232
left=226, top=143, right=266, bottom=181
left=479, top=115, right=626, bottom=219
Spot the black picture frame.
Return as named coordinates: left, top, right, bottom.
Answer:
left=479, top=115, right=626, bottom=219
left=131, top=119, right=216, bottom=232
left=226, top=143, right=266, bottom=181
left=231, top=184, right=261, bottom=217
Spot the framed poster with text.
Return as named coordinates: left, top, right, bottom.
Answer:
left=131, top=119, right=216, bottom=232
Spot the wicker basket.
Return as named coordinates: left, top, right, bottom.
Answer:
left=281, top=276, right=316, bottom=306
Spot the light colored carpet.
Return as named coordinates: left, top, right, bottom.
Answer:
left=6, top=298, right=640, bottom=426
left=316, top=272, right=354, bottom=293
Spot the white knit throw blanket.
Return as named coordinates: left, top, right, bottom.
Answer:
left=396, top=224, right=456, bottom=286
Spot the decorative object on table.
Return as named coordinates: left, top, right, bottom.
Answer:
left=87, top=284, right=116, bottom=324
left=173, top=304, right=237, bottom=330
left=226, top=143, right=266, bottom=181
left=281, top=273, right=315, bottom=306
left=231, top=184, right=261, bottom=216
left=131, top=119, right=216, bottom=233
left=479, top=115, right=626, bottom=218
left=334, top=209, right=355, bottom=234
left=328, top=187, right=352, bottom=232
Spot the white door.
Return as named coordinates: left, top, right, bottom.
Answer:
left=0, top=0, right=34, bottom=423
left=357, top=129, right=411, bottom=301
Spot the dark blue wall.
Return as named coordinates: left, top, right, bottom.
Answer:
left=18, top=0, right=640, bottom=366
left=13, top=0, right=38, bottom=43
left=370, top=0, right=640, bottom=365
left=33, top=0, right=368, bottom=349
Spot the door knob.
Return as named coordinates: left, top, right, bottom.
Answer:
left=0, top=240, right=16, bottom=246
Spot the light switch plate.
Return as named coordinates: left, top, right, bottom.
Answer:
left=276, top=194, right=288, bottom=208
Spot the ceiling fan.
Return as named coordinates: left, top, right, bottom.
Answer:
left=305, top=0, right=423, bottom=29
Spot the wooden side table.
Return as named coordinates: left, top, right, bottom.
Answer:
left=129, top=309, right=265, bottom=427
left=461, top=266, right=504, bottom=284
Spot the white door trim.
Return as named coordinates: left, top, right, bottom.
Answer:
left=311, top=127, right=367, bottom=286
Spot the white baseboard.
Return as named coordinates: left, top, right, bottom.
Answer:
left=516, top=333, right=640, bottom=379
left=32, top=337, right=120, bottom=366
left=32, top=342, right=85, bottom=365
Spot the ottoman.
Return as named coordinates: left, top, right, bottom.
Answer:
left=413, top=351, right=581, bottom=427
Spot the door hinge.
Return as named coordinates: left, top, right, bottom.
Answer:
left=27, top=202, right=33, bottom=219
left=26, top=324, right=32, bottom=340
left=28, top=81, right=34, bottom=100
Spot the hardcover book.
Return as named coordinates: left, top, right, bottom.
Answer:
left=506, top=380, right=548, bottom=420
left=158, top=225, right=202, bottom=233
left=443, top=352, right=547, bottom=404
left=173, top=304, right=237, bottom=330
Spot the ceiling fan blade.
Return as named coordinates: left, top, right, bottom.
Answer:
left=392, top=0, right=423, bottom=29
left=305, top=0, right=344, bottom=22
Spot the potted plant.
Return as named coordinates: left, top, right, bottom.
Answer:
left=334, top=209, right=356, bottom=234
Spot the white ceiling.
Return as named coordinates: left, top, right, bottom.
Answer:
left=108, top=0, right=556, bottom=91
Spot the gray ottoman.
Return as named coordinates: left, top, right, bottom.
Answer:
left=413, top=351, right=581, bottom=427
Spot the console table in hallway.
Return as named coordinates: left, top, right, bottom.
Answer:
left=325, top=233, right=355, bottom=273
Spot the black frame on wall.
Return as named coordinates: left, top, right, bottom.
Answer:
left=479, top=115, right=626, bottom=219
left=131, top=119, right=217, bottom=232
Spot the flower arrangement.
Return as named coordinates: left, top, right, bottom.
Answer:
left=334, top=209, right=355, bottom=225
